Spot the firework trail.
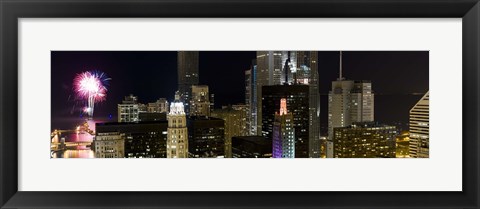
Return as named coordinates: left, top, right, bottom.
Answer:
left=73, top=71, right=110, bottom=119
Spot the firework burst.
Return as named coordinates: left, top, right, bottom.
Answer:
left=73, top=71, right=110, bottom=118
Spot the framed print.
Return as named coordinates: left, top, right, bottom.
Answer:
left=0, top=0, right=479, bottom=208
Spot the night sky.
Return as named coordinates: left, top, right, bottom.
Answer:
left=51, top=51, right=429, bottom=133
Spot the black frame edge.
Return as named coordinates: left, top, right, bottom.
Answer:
left=1, top=0, right=479, bottom=209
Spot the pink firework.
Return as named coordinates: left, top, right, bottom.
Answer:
left=73, top=71, right=110, bottom=118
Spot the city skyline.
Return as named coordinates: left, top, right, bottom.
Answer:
left=52, top=51, right=428, bottom=133
left=51, top=51, right=429, bottom=158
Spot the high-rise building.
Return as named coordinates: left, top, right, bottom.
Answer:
left=251, top=51, right=320, bottom=157
left=94, top=132, right=125, bottom=158
left=262, top=84, right=310, bottom=158
left=167, top=92, right=188, bottom=158
left=187, top=116, right=225, bottom=158
left=178, top=51, right=199, bottom=115
left=147, top=98, right=169, bottom=113
left=211, top=105, right=248, bottom=158
left=232, top=136, right=272, bottom=158
left=409, top=91, right=429, bottom=158
left=245, top=60, right=257, bottom=136
left=118, top=94, right=141, bottom=123
left=255, top=51, right=284, bottom=136
left=327, top=52, right=374, bottom=158
left=296, top=51, right=321, bottom=158
left=333, top=122, right=396, bottom=158
left=272, top=98, right=295, bottom=158
left=231, top=104, right=250, bottom=136
left=95, top=121, right=168, bottom=158
left=190, top=85, right=211, bottom=117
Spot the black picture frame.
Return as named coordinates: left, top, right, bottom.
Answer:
left=1, top=0, right=479, bottom=208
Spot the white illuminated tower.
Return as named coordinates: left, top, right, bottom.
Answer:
left=409, top=91, right=429, bottom=158
left=167, top=91, right=188, bottom=158
left=272, top=98, right=295, bottom=158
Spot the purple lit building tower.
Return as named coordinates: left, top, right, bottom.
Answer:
left=272, top=98, right=295, bottom=158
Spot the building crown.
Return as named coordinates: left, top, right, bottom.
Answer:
left=280, top=98, right=288, bottom=115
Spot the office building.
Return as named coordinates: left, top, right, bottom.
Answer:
left=118, top=94, right=141, bottom=123
left=147, top=98, right=169, bottom=113
left=190, top=85, right=211, bottom=117
left=272, top=98, right=295, bottom=158
left=96, top=121, right=168, bottom=158
left=211, top=105, right=248, bottom=158
left=94, top=132, right=125, bottom=158
left=167, top=92, right=188, bottom=158
left=232, top=136, right=272, bottom=158
left=187, top=116, right=225, bottom=158
left=409, top=91, right=429, bottom=158
left=327, top=52, right=374, bottom=158
left=333, top=122, right=396, bottom=158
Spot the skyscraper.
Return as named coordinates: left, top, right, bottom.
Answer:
left=333, top=122, right=396, bottom=158
left=409, top=91, right=429, bottom=158
left=327, top=52, right=374, bottom=158
left=167, top=92, right=188, bottom=158
left=255, top=51, right=283, bottom=135
left=251, top=51, right=320, bottom=157
left=262, top=85, right=310, bottom=158
left=245, top=60, right=257, bottom=135
left=190, top=85, right=211, bottom=117
left=178, top=51, right=199, bottom=115
left=272, top=98, right=295, bottom=158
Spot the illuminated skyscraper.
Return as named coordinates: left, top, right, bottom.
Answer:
left=167, top=92, right=188, bottom=158
left=409, top=91, right=429, bottom=158
left=262, top=85, right=310, bottom=158
left=327, top=52, right=374, bottom=158
left=333, top=122, right=396, bottom=158
left=178, top=51, right=199, bottom=115
left=272, top=98, right=295, bottom=158
left=252, top=51, right=320, bottom=157
left=190, top=85, right=211, bottom=117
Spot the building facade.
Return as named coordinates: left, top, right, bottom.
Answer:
left=167, top=93, right=188, bottom=158
left=187, top=116, right=225, bottom=158
left=147, top=98, right=169, bottom=113
left=95, top=121, right=168, bottom=158
left=94, top=132, right=125, bottom=158
left=211, top=106, right=248, bottom=158
left=272, top=99, right=295, bottom=158
left=409, top=91, right=429, bottom=158
left=190, top=85, right=211, bottom=117
left=333, top=122, right=396, bottom=158
left=232, top=136, right=272, bottom=158
left=118, top=94, right=141, bottom=123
